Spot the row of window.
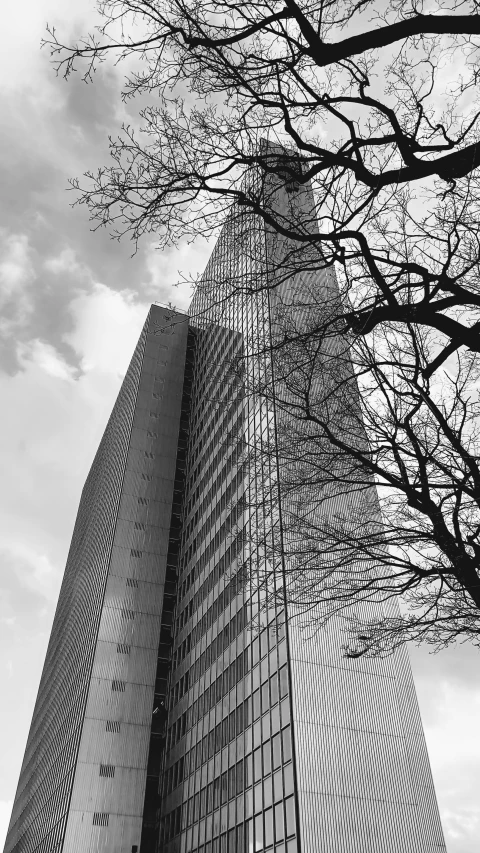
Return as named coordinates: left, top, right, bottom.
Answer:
left=172, top=603, right=248, bottom=706
left=182, top=438, right=246, bottom=568
left=187, top=328, right=243, bottom=447
left=177, top=559, right=246, bottom=637
left=175, top=530, right=244, bottom=638
left=177, top=748, right=294, bottom=834
left=164, top=789, right=296, bottom=848
left=182, top=458, right=245, bottom=568
left=186, top=388, right=244, bottom=504
left=185, top=450, right=246, bottom=556
left=186, top=497, right=245, bottom=581
left=174, top=561, right=246, bottom=673
left=169, top=628, right=287, bottom=756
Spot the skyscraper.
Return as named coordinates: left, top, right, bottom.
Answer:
left=4, top=169, right=446, bottom=853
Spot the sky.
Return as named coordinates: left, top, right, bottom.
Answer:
left=0, top=2, right=479, bottom=851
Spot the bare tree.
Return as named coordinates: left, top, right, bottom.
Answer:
left=45, top=0, right=480, bottom=650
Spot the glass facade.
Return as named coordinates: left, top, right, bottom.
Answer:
left=4, top=169, right=446, bottom=853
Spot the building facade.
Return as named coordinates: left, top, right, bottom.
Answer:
left=4, top=173, right=447, bottom=853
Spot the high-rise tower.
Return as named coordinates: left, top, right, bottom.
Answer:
left=4, top=171, right=446, bottom=853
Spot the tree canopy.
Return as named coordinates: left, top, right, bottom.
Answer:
left=46, top=0, right=480, bottom=653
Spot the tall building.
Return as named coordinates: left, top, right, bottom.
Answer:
left=4, top=169, right=447, bottom=853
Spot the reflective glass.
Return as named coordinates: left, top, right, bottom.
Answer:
left=282, top=728, right=292, bottom=764
left=254, top=780, right=263, bottom=814
left=255, top=813, right=264, bottom=850
left=275, top=802, right=285, bottom=841
left=265, top=807, right=274, bottom=847
left=285, top=796, right=295, bottom=838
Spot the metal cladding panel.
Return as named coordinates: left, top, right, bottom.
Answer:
left=62, top=306, right=189, bottom=853
left=3, top=305, right=189, bottom=853
left=3, top=314, right=151, bottom=853
left=62, top=811, right=143, bottom=853
left=83, top=680, right=153, bottom=727
left=256, top=172, right=446, bottom=853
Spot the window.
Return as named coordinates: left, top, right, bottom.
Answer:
left=272, top=734, right=282, bottom=770
left=264, top=807, right=274, bottom=847
left=279, top=665, right=288, bottom=699
left=255, top=813, right=263, bottom=850
left=252, top=689, right=261, bottom=721
left=263, top=741, right=271, bottom=776
left=285, top=796, right=296, bottom=838
left=282, top=727, right=292, bottom=764
left=261, top=681, right=270, bottom=713
left=275, top=802, right=285, bottom=841
left=270, top=673, right=279, bottom=706
left=253, top=748, right=262, bottom=782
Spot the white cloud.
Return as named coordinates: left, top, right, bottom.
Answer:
left=18, top=339, right=77, bottom=382
left=0, top=231, right=35, bottom=335
left=65, top=283, right=149, bottom=375
left=0, top=546, right=60, bottom=603
left=44, top=247, right=85, bottom=277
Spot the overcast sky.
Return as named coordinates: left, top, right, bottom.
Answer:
left=0, top=3, right=479, bottom=851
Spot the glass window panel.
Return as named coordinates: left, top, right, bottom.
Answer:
left=287, top=841, right=297, bottom=853
left=252, top=665, right=261, bottom=690
left=221, top=804, right=228, bottom=833
left=229, top=799, right=236, bottom=826
left=278, top=641, right=287, bottom=666
left=273, top=769, right=283, bottom=802
left=265, top=807, right=274, bottom=847
left=260, top=630, right=269, bottom=658
left=255, top=813, right=264, bottom=851
left=261, top=681, right=270, bottom=713
left=245, top=788, right=253, bottom=818
left=252, top=639, right=260, bottom=666
left=285, top=797, right=295, bottom=838
left=270, top=674, right=279, bottom=706
left=253, top=719, right=262, bottom=748
left=254, top=747, right=262, bottom=782
left=280, top=697, right=289, bottom=727
left=279, top=665, right=288, bottom=699
left=253, top=690, right=261, bottom=721
left=263, top=741, right=272, bottom=776
left=260, top=656, right=269, bottom=684
left=220, top=832, right=228, bottom=853
left=237, top=794, right=244, bottom=823
left=254, top=781, right=263, bottom=814
left=236, top=824, right=246, bottom=853
left=263, top=774, right=273, bottom=809
left=246, top=753, right=253, bottom=787
left=275, top=846, right=285, bottom=853
left=271, top=704, right=280, bottom=735
left=284, top=764, right=294, bottom=796
left=282, top=728, right=292, bottom=764
left=262, top=713, right=271, bottom=742
left=221, top=771, right=228, bottom=804
left=275, top=802, right=285, bottom=841
left=272, top=734, right=282, bottom=770
left=246, top=818, right=254, bottom=853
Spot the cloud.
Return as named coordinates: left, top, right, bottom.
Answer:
left=66, top=283, right=149, bottom=376
left=0, top=230, right=35, bottom=336
left=18, top=339, right=78, bottom=382
left=410, top=642, right=480, bottom=853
